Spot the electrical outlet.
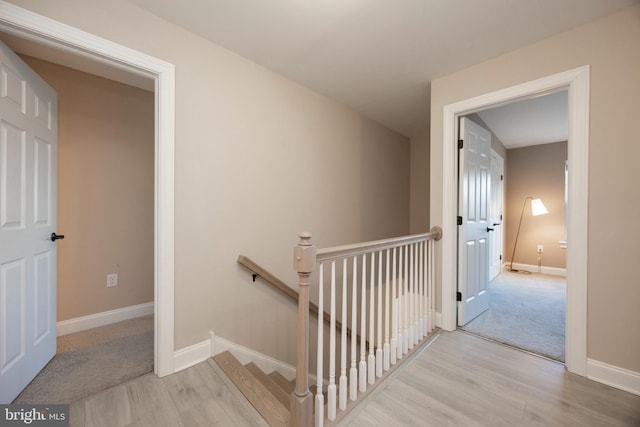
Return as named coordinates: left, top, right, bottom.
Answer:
left=107, top=273, right=119, bottom=287
left=537, top=244, right=544, bottom=253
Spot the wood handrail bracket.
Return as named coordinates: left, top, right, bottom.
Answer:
left=237, top=255, right=345, bottom=334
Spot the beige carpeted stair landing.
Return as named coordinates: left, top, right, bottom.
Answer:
left=213, top=351, right=292, bottom=427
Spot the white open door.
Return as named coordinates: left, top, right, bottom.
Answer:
left=0, top=41, right=58, bottom=403
left=457, top=117, right=491, bottom=326
left=489, top=149, right=504, bottom=281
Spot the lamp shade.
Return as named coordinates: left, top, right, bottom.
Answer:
left=530, top=198, right=548, bottom=216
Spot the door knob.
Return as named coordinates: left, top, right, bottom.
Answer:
left=486, top=227, right=495, bottom=232
left=50, top=232, right=65, bottom=242
left=493, top=223, right=501, bottom=226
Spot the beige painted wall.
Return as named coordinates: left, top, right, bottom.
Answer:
left=429, top=5, right=640, bottom=372
left=410, top=130, right=429, bottom=233
left=17, top=54, right=155, bottom=321
left=505, top=142, right=567, bottom=269
left=7, top=0, right=410, bottom=363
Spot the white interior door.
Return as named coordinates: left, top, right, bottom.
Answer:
left=0, top=41, right=58, bottom=403
left=489, top=150, right=504, bottom=281
left=457, top=117, right=491, bottom=326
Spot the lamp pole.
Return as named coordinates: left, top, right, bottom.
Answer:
left=509, top=196, right=533, bottom=273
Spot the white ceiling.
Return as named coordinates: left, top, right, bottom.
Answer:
left=130, top=0, right=637, bottom=138
left=3, top=1, right=637, bottom=140
left=477, top=91, right=568, bottom=149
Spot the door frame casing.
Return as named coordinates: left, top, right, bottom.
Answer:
left=489, top=148, right=504, bottom=282
left=439, top=66, right=589, bottom=376
left=0, top=3, right=176, bottom=376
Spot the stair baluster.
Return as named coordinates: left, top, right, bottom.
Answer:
left=409, top=243, right=415, bottom=350
left=376, top=251, right=383, bottom=378
left=383, top=248, right=390, bottom=371
left=368, top=253, right=375, bottom=385
left=339, top=258, right=348, bottom=411
left=397, top=246, right=404, bottom=361
left=327, top=261, right=337, bottom=421
left=349, top=256, right=358, bottom=402
left=390, top=247, right=398, bottom=366
left=403, top=245, right=409, bottom=355
left=359, top=254, right=367, bottom=393
left=315, top=263, right=324, bottom=427
left=416, top=243, right=422, bottom=344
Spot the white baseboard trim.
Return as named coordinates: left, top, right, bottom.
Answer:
left=173, top=333, right=213, bottom=373
left=211, top=333, right=297, bottom=380
left=172, top=332, right=297, bottom=380
left=587, top=359, right=640, bottom=396
left=503, top=262, right=567, bottom=277
left=56, top=301, right=154, bottom=337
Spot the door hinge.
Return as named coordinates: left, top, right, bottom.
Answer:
left=456, top=292, right=462, bottom=302
left=500, top=214, right=503, bottom=220
left=501, top=174, right=504, bottom=181
left=457, top=216, right=463, bottom=225
left=500, top=254, right=502, bottom=260
left=458, top=139, right=463, bottom=149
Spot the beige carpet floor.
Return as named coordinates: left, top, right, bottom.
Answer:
left=462, top=271, right=566, bottom=362
left=13, top=315, right=154, bottom=404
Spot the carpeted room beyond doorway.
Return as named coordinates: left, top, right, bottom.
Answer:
left=13, top=315, right=154, bottom=404
left=462, top=271, right=566, bottom=362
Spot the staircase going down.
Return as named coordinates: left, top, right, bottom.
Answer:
left=213, top=351, right=293, bottom=427
left=230, top=230, right=442, bottom=426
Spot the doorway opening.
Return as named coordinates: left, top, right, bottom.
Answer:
left=457, top=93, right=568, bottom=363
left=0, top=2, right=176, bottom=387
left=440, top=66, right=589, bottom=376
left=1, top=44, right=157, bottom=403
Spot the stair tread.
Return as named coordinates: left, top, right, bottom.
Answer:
left=245, top=363, right=291, bottom=409
left=213, top=351, right=289, bottom=427
left=268, top=371, right=295, bottom=395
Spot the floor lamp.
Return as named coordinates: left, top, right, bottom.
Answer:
left=508, top=197, right=548, bottom=274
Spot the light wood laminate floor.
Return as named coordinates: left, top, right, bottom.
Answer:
left=340, top=331, right=640, bottom=427
left=70, top=331, right=640, bottom=426
left=70, top=359, right=268, bottom=427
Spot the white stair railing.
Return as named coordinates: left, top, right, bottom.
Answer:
left=292, top=227, right=442, bottom=427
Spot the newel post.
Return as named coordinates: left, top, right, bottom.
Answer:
left=291, top=232, right=315, bottom=427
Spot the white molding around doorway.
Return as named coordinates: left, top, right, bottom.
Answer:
left=440, top=66, right=589, bottom=376
left=0, top=2, right=176, bottom=377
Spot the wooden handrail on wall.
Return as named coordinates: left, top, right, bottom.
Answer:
left=237, top=255, right=339, bottom=331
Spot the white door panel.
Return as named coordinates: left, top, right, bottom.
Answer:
left=458, top=117, right=491, bottom=326
left=0, top=40, right=57, bottom=404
